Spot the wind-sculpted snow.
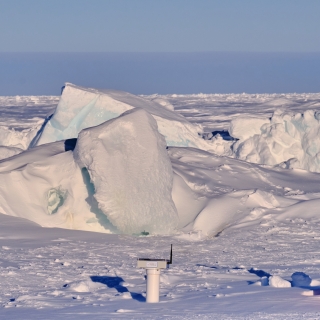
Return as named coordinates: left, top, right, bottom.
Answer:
left=74, top=108, right=179, bottom=234
left=0, top=149, right=109, bottom=233
left=230, top=109, right=320, bottom=172
left=169, top=146, right=320, bottom=238
left=36, top=83, right=211, bottom=151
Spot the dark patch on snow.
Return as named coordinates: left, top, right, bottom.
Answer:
left=248, top=268, right=271, bottom=278
left=202, top=130, right=236, bottom=141
left=196, top=264, right=217, bottom=269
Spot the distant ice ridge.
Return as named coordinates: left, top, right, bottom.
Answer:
left=35, top=83, right=212, bottom=151
left=230, top=109, right=320, bottom=172
left=74, top=108, right=178, bottom=234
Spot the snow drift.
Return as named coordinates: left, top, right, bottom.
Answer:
left=169, top=146, right=320, bottom=238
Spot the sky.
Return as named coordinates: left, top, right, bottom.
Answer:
left=0, top=0, right=319, bottom=53
left=0, top=1, right=319, bottom=95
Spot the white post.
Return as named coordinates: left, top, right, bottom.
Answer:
left=137, top=245, right=172, bottom=303
left=146, top=268, right=160, bottom=303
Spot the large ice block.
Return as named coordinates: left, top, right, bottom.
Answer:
left=35, top=83, right=211, bottom=150
left=73, top=108, right=179, bottom=234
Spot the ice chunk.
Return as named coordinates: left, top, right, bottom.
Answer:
left=36, top=83, right=212, bottom=151
left=229, top=117, right=270, bottom=140
left=229, top=109, right=320, bottom=172
left=269, top=275, right=291, bottom=288
left=74, top=108, right=179, bottom=234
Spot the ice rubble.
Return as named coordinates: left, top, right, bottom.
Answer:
left=0, top=108, right=178, bottom=234
left=3, top=90, right=320, bottom=236
left=35, top=83, right=211, bottom=151
left=229, top=109, right=320, bottom=172
left=74, top=108, right=178, bottom=234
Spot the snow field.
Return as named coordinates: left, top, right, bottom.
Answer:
left=1, top=90, right=320, bottom=318
left=1, top=214, right=320, bottom=319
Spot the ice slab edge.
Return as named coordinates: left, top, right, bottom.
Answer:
left=36, top=83, right=211, bottom=151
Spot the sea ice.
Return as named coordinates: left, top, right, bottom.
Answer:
left=36, top=83, right=212, bottom=151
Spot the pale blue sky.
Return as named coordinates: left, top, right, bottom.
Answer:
left=0, top=0, right=319, bottom=52
left=0, top=1, right=319, bottom=95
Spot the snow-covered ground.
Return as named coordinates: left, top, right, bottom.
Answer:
left=1, top=89, right=320, bottom=319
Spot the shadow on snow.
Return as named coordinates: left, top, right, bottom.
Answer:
left=90, top=275, right=145, bottom=302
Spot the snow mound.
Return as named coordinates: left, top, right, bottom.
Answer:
left=74, top=108, right=178, bottom=234
left=268, top=275, right=291, bottom=288
left=0, top=149, right=109, bottom=232
left=169, top=146, right=320, bottom=238
left=230, top=109, right=320, bottom=172
left=36, top=83, right=211, bottom=151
